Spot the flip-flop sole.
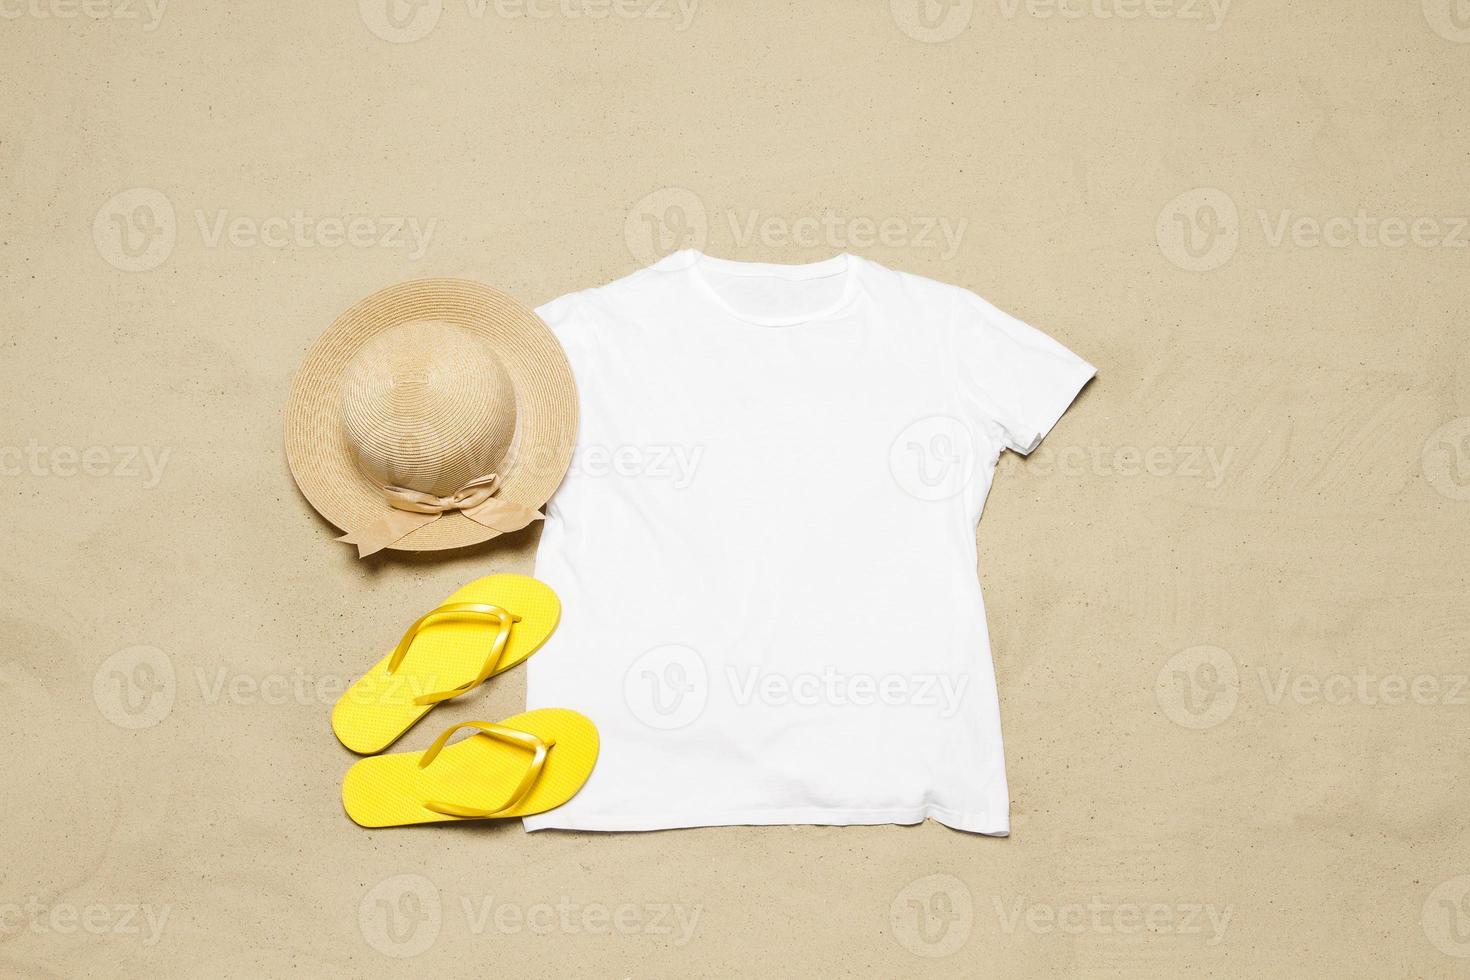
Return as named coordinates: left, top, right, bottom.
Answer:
left=332, top=574, right=560, bottom=755
left=341, top=708, right=599, bottom=828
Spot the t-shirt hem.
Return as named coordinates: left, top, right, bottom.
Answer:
left=522, top=805, right=1009, bottom=836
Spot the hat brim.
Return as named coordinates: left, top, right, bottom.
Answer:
left=284, top=279, right=577, bottom=553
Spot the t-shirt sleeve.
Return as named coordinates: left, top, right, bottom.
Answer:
left=535, top=291, right=587, bottom=345
left=951, top=288, right=1096, bottom=455
left=534, top=289, right=599, bottom=380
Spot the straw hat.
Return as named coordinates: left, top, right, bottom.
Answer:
left=285, top=279, right=577, bottom=557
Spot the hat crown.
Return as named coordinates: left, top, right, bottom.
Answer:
left=339, top=320, right=517, bottom=496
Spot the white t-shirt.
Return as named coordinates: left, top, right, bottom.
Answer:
left=525, top=250, right=1094, bottom=833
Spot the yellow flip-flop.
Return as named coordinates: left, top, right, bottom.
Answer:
left=341, top=709, right=598, bottom=827
left=332, top=574, right=560, bottom=755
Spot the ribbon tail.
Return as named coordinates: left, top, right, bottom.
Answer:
left=461, top=498, right=546, bottom=535
left=337, top=510, right=441, bottom=558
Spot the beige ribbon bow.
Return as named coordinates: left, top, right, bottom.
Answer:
left=337, top=474, right=544, bottom=558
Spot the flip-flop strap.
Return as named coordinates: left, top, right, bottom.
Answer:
left=385, top=603, right=522, bottom=706
left=417, top=721, right=555, bottom=818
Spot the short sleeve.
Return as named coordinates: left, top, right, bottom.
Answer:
left=534, top=290, right=602, bottom=383
left=951, top=289, right=1096, bottom=455
left=534, top=291, right=589, bottom=346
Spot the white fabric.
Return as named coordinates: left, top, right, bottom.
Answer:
left=524, top=250, right=1095, bottom=833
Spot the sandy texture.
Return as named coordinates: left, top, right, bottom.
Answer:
left=3, top=2, right=1468, bottom=976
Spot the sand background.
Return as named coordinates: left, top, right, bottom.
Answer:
left=3, top=1, right=1469, bottom=976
